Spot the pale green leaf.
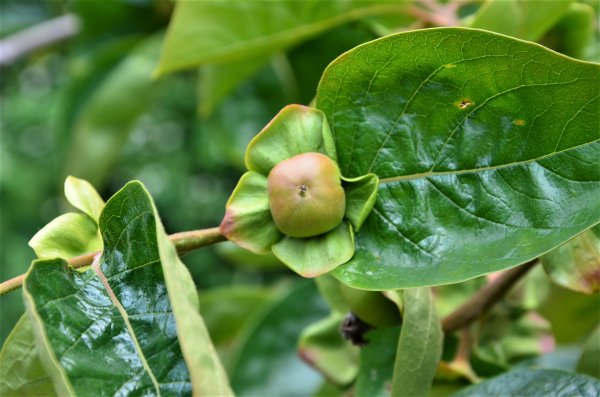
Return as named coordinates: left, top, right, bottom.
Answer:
left=392, top=288, right=443, bottom=397
left=64, top=176, right=105, bottom=223
left=0, top=316, right=56, bottom=397
left=468, top=0, right=573, bottom=41
left=542, top=225, right=600, bottom=294
left=28, top=213, right=102, bottom=259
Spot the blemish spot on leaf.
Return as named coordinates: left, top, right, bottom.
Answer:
left=455, top=98, right=473, bottom=110
left=445, top=64, right=456, bottom=69
left=513, top=119, right=526, bottom=126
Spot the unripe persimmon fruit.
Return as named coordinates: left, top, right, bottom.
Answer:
left=267, top=152, right=345, bottom=238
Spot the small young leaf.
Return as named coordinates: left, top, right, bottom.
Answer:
left=64, top=176, right=105, bottom=222
left=451, top=368, right=600, bottom=397
left=28, top=213, right=102, bottom=259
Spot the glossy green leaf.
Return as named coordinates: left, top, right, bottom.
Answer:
left=23, top=181, right=231, bottom=396
left=0, top=316, right=56, bottom=397
left=355, top=326, right=400, bottom=397
left=64, top=175, right=105, bottom=222
left=220, top=171, right=282, bottom=254
left=230, top=280, right=329, bottom=397
left=577, top=325, right=600, bottom=378
left=316, top=27, right=600, bottom=289
left=156, top=0, right=410, bottom=75
left=272, top=222, right=355, bottom=278
left=298, top=313, right=359, bottom=386
left=452, top=368, right=600, bottom=397
left=468, top=0, right=573, bottom=41
left=392, top=288, right=443, bottom=397
left=64, top=35, right=162, bottom=186
left=245, top=104, right=337, bottom=176
left=28, top=213, right=102, bottom=259
left=542, top=225, right=600, bottom=294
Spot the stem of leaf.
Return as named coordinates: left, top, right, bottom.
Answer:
left=0, top=227, right=226, bottom=296
left=441, top=259, right=539, bottom=333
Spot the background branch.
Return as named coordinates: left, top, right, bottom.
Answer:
left=442, top=259, right=539, bottom=333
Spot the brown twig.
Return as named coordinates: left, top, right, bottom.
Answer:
left=442, top=259, right=539, bottom=333
left=0, top=227, right=226, bottom=296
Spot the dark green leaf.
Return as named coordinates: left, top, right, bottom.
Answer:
left=355, top=327, right=400, bottom=397
left=467, top=0, right=573, bottom=41
left=392, top=288, right=443, bottom=397
left=0, top=316, right=56, bottom=397
left=156, top=1, right=411, bottom=75
left=230, top=280, right=329, bottom=397
left=23, top=181, right=231, bottom=396
left=452, top=368, right=600, bottom=397
left=316, top=27, right=600, bottom=289
left=542, top=225, right=600, bottom=294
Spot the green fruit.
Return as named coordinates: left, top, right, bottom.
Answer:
left=267, top=152, right=345, bottom=238
left=339, top=283, right=402, bottom=328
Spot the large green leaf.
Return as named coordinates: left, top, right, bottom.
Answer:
left=156, top=0, right=410, bottom=75
left=452, top=368, right=600, bottom=396
left=23, top=181, right=231, bottom=396
left=392, top=288, right=443, bottom=397
left=0, top=316, right=55, bottom=397
left=230, top=280, right=329, bottom=397
left=316, top=27, right=600, bottom=289
left=467, top=0, right=573, bottom=41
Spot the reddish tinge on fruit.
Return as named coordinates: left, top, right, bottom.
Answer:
left=267, top=152, right=345, bottom=238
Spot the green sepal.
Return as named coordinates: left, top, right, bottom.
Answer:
left=245, top=104, right=337, bottom=175
left=64, top=176, right=105, bottom=223
left=220, top=171, right=282, bottom=254
left=272, top=222, right=354, bottom=277
left=341, top=173, right=379, bottom=231
left=298, top=313, right=359, bottom=386
left=28, top=213, right=103, bottom=259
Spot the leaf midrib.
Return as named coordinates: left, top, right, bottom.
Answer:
left=160, top=3, right=406, bottom=72
left=91, top=259, right=162, bottom=396
left=379, top=138, right=599, bottom=184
